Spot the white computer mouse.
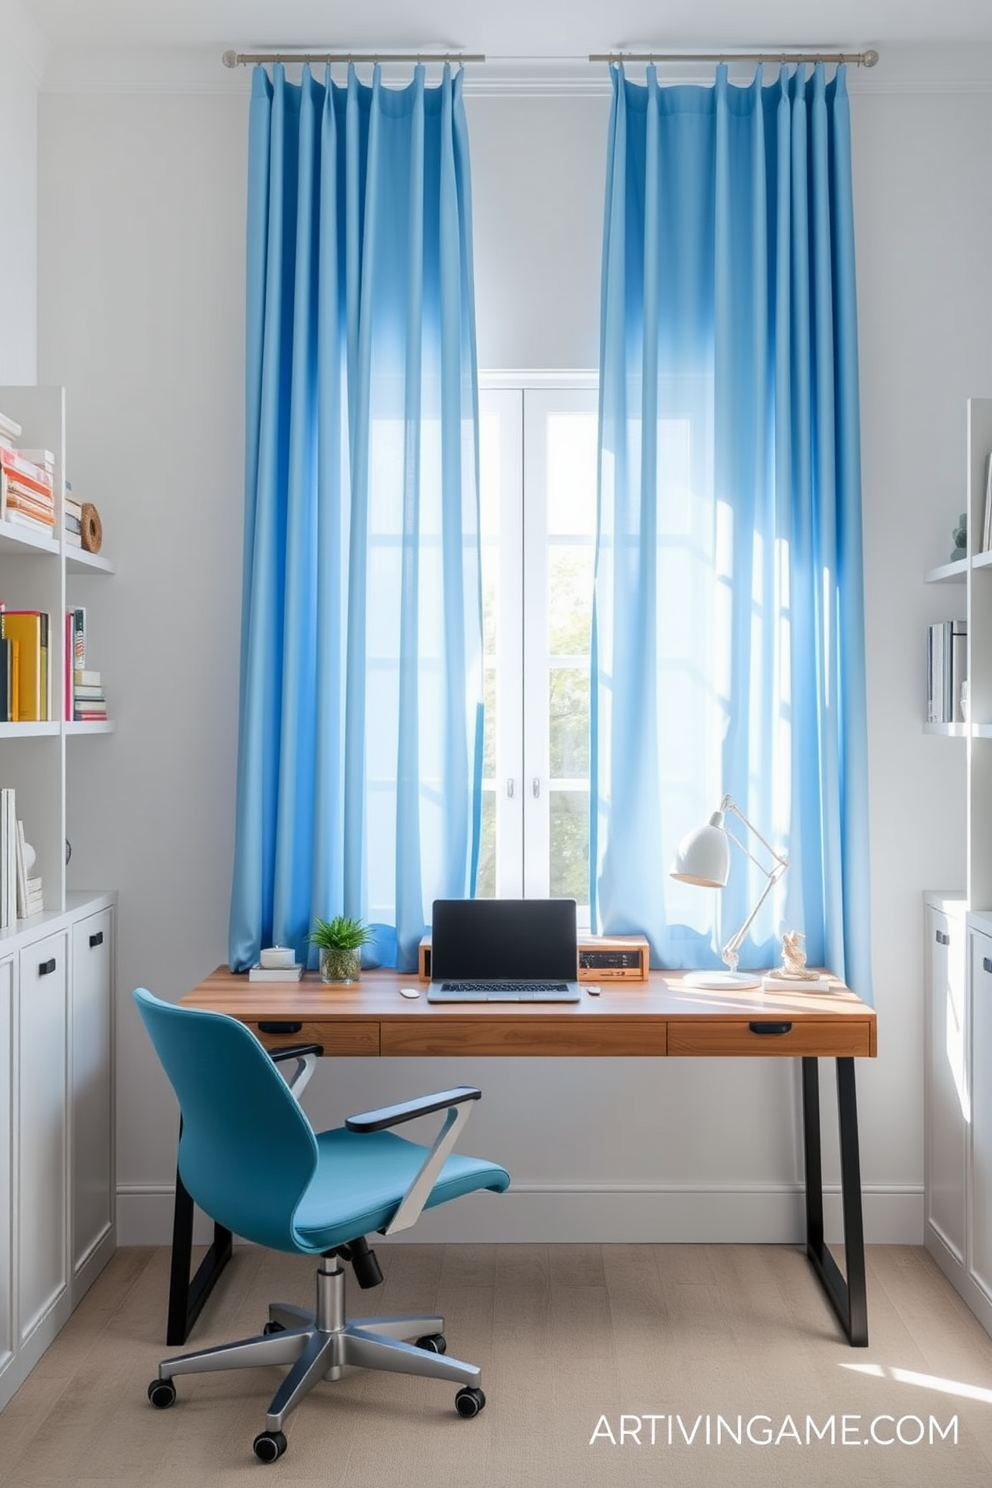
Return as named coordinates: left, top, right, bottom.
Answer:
left=399, top=986, right=421, bottom=999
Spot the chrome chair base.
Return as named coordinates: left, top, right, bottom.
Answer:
left=153, top=1255, right=482, bottom=1433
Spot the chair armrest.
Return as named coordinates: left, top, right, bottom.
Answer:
left=345, top=1086, right=481, bottom=1133
left=268, top=1042, right=324, bottom=1100
left=345, top=1086, right=483, bottom=1236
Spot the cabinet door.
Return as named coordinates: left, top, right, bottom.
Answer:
left=926, top=905, right=968, bottom=1262
left=970, top=928, right=992, bottom=1304
left=16, top=931, right=68, bottom=1344
left=0, top=958, right=12, bottom=1380
left=71, top=909, right=114, bottom=1274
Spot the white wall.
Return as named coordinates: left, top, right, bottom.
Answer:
left=24, top=57, right=992, bottom=1245
left=0, top=0, right=47, bottom=381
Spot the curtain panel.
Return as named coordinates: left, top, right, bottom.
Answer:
left=592, top=63, right=872, bottom=1000
left=229, top=62, right=483, bottom=974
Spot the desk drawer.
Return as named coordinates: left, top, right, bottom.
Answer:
left=380, top=1020, right=667, bottom=1057
left=250, top=1020, right=380, bottom=1057
left=668, top=1019, right=873, bottom=1058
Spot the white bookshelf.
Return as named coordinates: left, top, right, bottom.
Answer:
left=0, top=385, right=115, bottom=920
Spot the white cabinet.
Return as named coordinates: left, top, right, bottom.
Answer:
left=0, top=957, right=12, bottom=1384
left=71, top=906, right=114, bottom=1283
left=924, top=896, right=968, bottom=1267
left=16, top=928, right=69, bottom=1348
left=0, top=898, right=115, bottom=1417
left=923, top=899, right=992, bottom=1339
left=969, top=923, right=992, bottom=1310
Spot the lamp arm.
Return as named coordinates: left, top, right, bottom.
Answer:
left=721, top=859, right=788, bottom=971
left=718, top=797, right=790, bottom=973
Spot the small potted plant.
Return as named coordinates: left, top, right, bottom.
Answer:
left=310, top=914, right=374, bottom=985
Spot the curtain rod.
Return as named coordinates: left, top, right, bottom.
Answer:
left=589, top=49, right=880, bottom=67
left=222, top=50, right=485, bottom=68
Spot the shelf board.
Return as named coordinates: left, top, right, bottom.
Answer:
left=0, top=521, right=59, bottom=557
left=65, top=720, right=115, bottom=735
left=924, top=557, right=968, bottom=584
left=66, top=547, right=115, bottom=575
left=0, top=721, right=60, bottom=738
left=923, top=721, right=968, bottom=737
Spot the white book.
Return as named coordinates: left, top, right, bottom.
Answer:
left=248, top=963, right=304, bottom=982
left=0, top=789, right=8, bottom=930
left=0, top=409, right=22, bottom=441
left=761, top=974, right=832, bottom=993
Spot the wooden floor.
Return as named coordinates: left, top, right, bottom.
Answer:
left=2, top=1243, right=992, bottom=1486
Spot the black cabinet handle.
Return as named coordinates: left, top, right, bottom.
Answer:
left=89, top=930, right=104, bottom=948
left=258, top=1021, right=304, bottom=1035
left=983, top=958, right=992, bottom=975
left=936, top=930, right=950, bottom=946
left=748, top=1021, right=793, bottom=1036
left=39, top=957, right=56, bottom=976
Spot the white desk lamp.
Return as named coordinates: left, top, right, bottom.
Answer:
left=669, top=795, right=789, bottom=989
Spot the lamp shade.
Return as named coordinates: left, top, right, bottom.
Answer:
left=670, top=811, right=730, bottom=888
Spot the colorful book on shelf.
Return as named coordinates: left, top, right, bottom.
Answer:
left=0, top=443, right=53, bottom=491
left=0, top=636, right=12, bottom=722
left=1, top=611, right=49, bottom=721
left=71, top=607, right=86, bottom=672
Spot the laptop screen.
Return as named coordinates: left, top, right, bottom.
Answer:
left=430, top=898, right=578, bottom=982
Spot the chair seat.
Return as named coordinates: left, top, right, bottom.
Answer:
left=292, top=1127, right=510, bottom=1252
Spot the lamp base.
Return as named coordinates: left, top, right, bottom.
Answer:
left=680, top=970, right=763, bottom=991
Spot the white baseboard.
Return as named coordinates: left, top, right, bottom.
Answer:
left=116, top=1183, right=924, bottom=1248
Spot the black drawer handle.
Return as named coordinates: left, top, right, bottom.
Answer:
left=748, top=1021, right=793, bottom=1036
left=39, top=957, right=56, bottom=976
left=936, top=930, right=950, bottom=946
left=258, top=1021, right=304, bottom=1035
left=89, top=930, right=104, bottom=948
left=984, top=958, right=992, bottom=975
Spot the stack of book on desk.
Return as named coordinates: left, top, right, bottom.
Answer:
left=248, top=963, right=304, bottom=983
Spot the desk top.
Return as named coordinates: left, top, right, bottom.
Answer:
left=182, top=966, right=876, bottom=1060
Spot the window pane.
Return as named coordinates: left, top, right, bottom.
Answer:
left=548, top=545, right=593, bottom=657
left=549, top=666, right=589, bottom=777
left=476, top=790, right=496, bottom=899
left=547, top=413, right=597, bottom=536
left=549, top=790, right=589, bottom=903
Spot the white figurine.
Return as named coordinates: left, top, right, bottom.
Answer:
left=768, top=930, right=820, bottom=982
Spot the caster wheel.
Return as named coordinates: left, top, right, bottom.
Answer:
left=262, top=1320, right=286, bottom=1335
left=253, top=1430, right=287, bottom=1463
left=455, top=1386, right=486, bottom=1418
left=147, top=1378, right=177, bottom=1409
left=415, top=1332, right=447, bottom=1354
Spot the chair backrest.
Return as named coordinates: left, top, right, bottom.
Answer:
left=133, top=987, right=319, bottom=1252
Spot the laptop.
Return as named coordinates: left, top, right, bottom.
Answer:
left=427, top=898, right=582, bottom=1002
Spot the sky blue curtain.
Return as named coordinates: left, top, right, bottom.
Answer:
left=592, top=62, right=872, bottom=1001
left=229, top=62, right=483, bottom=974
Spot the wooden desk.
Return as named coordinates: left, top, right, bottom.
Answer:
left=172, top=966, right=876, bottom=1348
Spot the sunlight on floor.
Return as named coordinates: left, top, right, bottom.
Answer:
left=840, top=1360, right=992, bottom=1405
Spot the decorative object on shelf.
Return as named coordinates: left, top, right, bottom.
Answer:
left=950, top=511, right=967, bottom=563
left=670, top=795, right=789, bottom=990
left=309, top=914, right=374, bottom=985
left=80, top=501, right=103, bottom=553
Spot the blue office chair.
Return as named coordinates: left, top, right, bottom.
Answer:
left=133, top=987, right=510, bottom=1464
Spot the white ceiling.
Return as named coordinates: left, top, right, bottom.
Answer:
left=15, top=0, right=992, bottom=57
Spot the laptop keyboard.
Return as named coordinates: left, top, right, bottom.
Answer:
left=441, top=981, right=569, bottom=994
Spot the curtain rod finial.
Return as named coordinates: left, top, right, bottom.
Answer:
left=222, top=49, right=239, bottom=68
left=862, top=48, right=879, bottom=67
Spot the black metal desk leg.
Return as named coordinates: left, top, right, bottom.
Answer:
left=800, top=1055, right=869, bottom=1347
left=166, top=1143, right=233, bottom=1346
